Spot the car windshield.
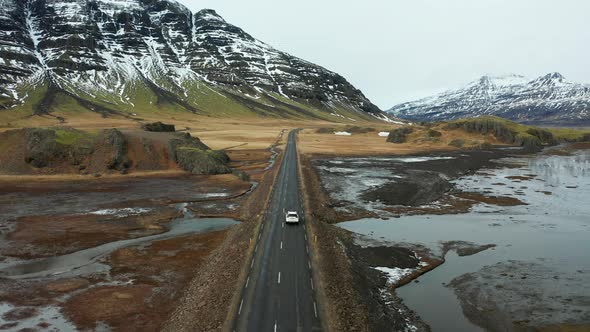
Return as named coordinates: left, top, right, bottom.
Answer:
left=287, top=213, right=298, bottom=217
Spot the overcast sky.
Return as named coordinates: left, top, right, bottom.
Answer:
left=179, top=0, right=590, bottom=109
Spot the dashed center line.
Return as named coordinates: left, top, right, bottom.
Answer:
left=245, top=276, right=250, bottom=288
left=313, top=301, right=318, bottom=318
left=238, top=299, right=244, bottom=315
left=280, top=241, right=283, bottom=250
left=278, top=272, right=281, bottom=284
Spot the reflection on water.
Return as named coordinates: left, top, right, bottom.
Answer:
left=339, top=149, right=590, bottom=331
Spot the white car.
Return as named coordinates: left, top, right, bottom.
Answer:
left=285, top=211, right=300, bottom=224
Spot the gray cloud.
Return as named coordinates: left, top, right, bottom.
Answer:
left=179, top=0, right=590, bottom=108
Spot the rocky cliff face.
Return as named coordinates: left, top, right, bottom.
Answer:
left=0, top=0, right=386, bottom=120
left=388, top=73, right=590, bottom=126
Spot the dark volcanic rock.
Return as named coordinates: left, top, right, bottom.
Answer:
left=104, top=129, right=129, bottom=170
left=141, top=122, right=176, bottom=132
left=24, top=128, right=62, bottom=168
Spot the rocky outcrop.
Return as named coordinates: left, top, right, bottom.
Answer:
left=445, top=118, right=556, bottom=152
left=168, top=133, right=210, bottom=161
left=386, top=127, right=413, bottom=144
left=2, top=127, right=233, bottom=175
left=24, top=128, right=94, bottom=168
left=104, top=129, right=130, bottom=171
left=141, top=122, right=176, bottom=132
left=167, top=133, right=231, bottom=175
left=175, top=148, right=231, bottom=175
left=24, top=129, right=62, bottom=168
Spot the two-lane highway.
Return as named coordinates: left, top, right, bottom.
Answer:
left=232, top=130, right=322, bottom=332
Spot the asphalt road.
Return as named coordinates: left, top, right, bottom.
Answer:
left=232, top=130, right=322, bottom=332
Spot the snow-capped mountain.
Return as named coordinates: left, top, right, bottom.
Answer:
left=388, top=73, right=590, bottom=126
left=0, top=0, right=387, bottom=120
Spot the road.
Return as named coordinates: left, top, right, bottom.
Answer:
left=232, top=130, right=322, bottom=332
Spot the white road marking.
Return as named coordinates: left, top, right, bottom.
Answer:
left=311, top=278, right=314, bottom=290
left=250, top=259, right=254, bottom=269
left=308, top=260, right=311, bottom=269
left=258, top=233, right=261, bottom=240
left=278, top=272, right=281, bottom=284
left=280, top=241, right=283, bottom=250
left=282, top=222, right=285, bottom=228
left=238, top=299, right=244, bottom=315
left=274, top=321, right=278, bottom=332
left=304, top=234, right=307, bottom=241
left=245, top=276, right=250, bottom=288
left=313, top=301, right=318, bottom=317
left=306, top=246, right=309, bottom=254
left=254, top=244, right=258, bottom=253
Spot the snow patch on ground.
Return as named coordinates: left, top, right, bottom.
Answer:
left=378, top=132, right=390, bottom=137
left=334, top=131, right=352, bottom=136
left=89, top=207, right=152, bottom=217
left=374, top=266, right=416, bottom=285
left=387, top=156, right=455, bottom=163
left=0, top=303, right=77, bottom=331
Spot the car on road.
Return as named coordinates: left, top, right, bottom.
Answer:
left=285, top=211, right=299, bottom=224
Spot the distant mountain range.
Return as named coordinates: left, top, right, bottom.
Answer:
left=0, top=0, right=393, bottom=122
left=388, top=73, right=590, bottom=126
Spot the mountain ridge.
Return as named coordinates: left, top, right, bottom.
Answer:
left=0, top=0, right=392, bottom=123
left=388, top=73, right=590, bottom=126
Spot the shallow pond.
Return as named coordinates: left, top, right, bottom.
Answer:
left=340, top=150, right=590, bottom=331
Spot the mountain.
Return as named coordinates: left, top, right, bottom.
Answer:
left=387, top=73, right=590, bottom=126
left=0, top=0, right=391, bottom=122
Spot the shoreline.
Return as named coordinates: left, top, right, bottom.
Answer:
left=300, top=143, right=589, bottom=331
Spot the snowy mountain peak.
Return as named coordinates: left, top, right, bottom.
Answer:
left=388, top=73, right=590, bottom=126
left=546, top=72, right=565, bottom=80
left=530, top=72, right=568, bottom=88
left=470, top=74, right=528, bottom=89
left=196, top=9, right=226, bottom=23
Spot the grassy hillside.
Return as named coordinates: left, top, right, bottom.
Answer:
left=0, top=79, right=383, bottom=130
